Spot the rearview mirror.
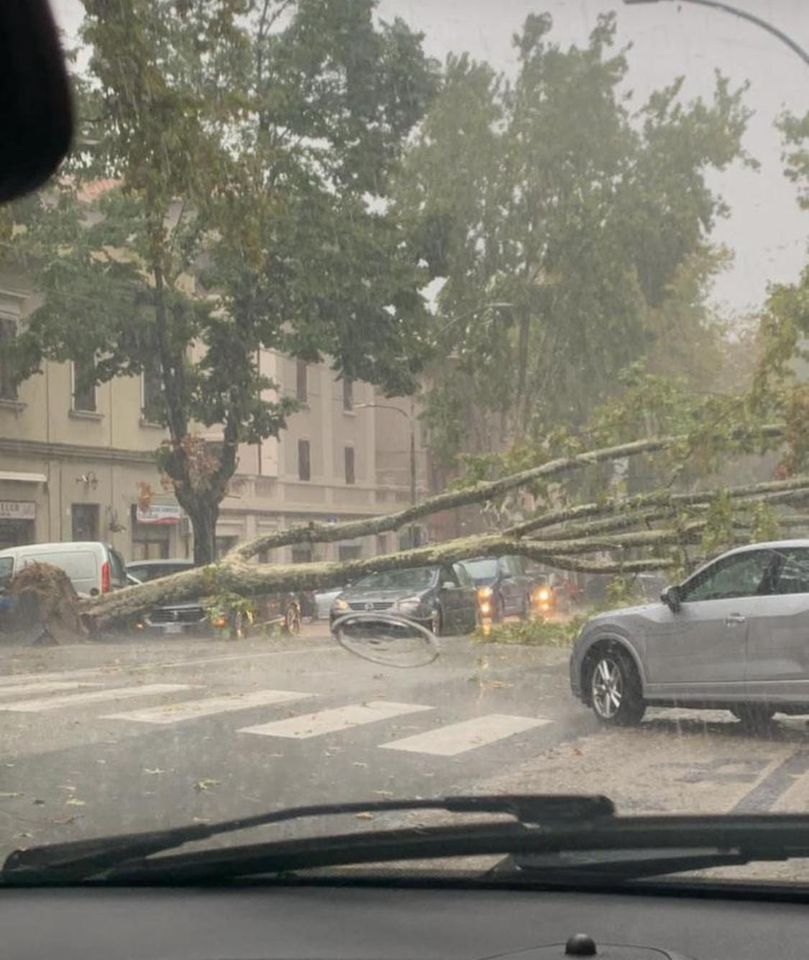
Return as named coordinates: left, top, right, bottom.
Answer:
left=661, top=585, right=682, bottom=613
left=0, top=0, right=73, bottom=203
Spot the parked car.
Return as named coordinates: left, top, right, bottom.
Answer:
left=458, top=555, right=535, bottom=621
left=126, top=558, right=304, bottom=636
left=570, top=540, right=809, bottom=729
left=314, top=586, right=346, bottom=620
left=330, top=563, right=478, bottom=636
left=0, top=541, right=128, bottom=598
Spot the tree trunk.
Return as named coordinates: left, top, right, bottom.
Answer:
left=186, top=499, right=219, bottom=566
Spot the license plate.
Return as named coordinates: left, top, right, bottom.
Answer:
left=162, top=623, right=184, bottom=634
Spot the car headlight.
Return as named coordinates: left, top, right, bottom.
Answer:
left=477, top=586, right=493, bottom=599
left=332, top=598, right=350, bottom=613
left=394, top=595, right=423, bottom=613
left=533, top=586, right=551, bottom=603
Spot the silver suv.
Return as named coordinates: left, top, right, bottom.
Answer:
left=570, top=540, right=809, bottom=729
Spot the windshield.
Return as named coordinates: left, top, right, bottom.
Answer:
left=1, top=0, right=809, bottom=890
left=350, top=567, right=438, bottom=592
left=461, top=559, right=499, bottom=581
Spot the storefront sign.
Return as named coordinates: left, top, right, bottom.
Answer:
left=0, top=501, right=35, bottom=520
left=135, top=504, right=182, bottom=525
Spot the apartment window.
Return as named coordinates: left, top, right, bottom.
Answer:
left=296, top=359, right=307, bottom=402
left=72, top=358, right=97, bottom=413
left=142, top=356, right=162, bottom=422
left=298, top=439, right=311, bottom=481
left=342, top=377, right=353, bottom=411
left=71, top=503, right=99, bottom=541
left=0, top=319, right=17, bottom=401
left=291, top=543, right=313, bottom=564
left=344, top=446, right=355, bottom=485
left=216, top=535, right=238, bottom=557
left=338, top=544, right=362, bottom=562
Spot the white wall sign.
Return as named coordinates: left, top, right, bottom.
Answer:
left=135, top=504, right=182, bottom=525
left=0, top=501, right=36, bottom=521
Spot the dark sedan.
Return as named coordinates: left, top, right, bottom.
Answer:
left=459, top=555, right=536, bottom=621
left=330, top=563, right=478, bottom=637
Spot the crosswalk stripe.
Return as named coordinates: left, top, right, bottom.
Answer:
left=379, top=713, right=552, bottom=756
left=0, top=681, right=99, bottom=699
left=0, top=668, right=102, bottom=687
left=0, top=683, right=195, bottom=713
left=103, top=689, right=313, bottom=725
left=239, top=700, right=433, bottom=739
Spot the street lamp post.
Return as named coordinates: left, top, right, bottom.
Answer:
left=356, top=401, right=419, bottom=549
left=623, top=0, right=809, bottom=68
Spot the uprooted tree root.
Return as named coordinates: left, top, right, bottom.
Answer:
left=3, top=562, right=87, bottom=644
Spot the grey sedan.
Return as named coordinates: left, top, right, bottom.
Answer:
left=570, top=540, right=809, bottom=729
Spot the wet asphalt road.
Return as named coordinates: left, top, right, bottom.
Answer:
left=0, top=626, right=593, bottom=852
left=4, top=626, right=809, bottom=866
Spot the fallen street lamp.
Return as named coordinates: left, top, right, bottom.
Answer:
left=623, top=0, right=809, bottom=68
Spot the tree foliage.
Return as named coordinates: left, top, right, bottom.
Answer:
left=4, top=0, right=439, bottom=563
left=397, top=12, right=753, bottom=461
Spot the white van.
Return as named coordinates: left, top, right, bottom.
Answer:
left=0, top=541, right=128, bottom=598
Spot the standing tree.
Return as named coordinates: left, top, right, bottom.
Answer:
left=5, top=0, right=438, bottom=563
left=396, top=12, right=754, bottom=461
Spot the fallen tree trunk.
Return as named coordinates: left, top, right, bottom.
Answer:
left=85, top=524, right=710, bottom=628
left=72, top=423, right=788, bottom=631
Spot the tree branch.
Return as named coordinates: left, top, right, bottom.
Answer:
left=508, top=471, right=807, bottom=538
left=230, top=425, right=784, bottom=561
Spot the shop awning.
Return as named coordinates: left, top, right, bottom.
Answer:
left=0, top=471, right=47, bottom=484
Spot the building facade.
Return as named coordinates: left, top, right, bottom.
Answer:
left=0, top=280, right=428, bottom=563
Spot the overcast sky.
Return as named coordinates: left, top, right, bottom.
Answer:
left=50, top=0, right=809, bottom=317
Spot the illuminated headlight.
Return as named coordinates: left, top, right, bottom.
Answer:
left=394, top=595, right=422, bottom=613
left=332, top=598, right=350, bottom=613
left=212, top=615, right=228, bottom=628
left=477, top=586, right=493, bottom=600
left=533, top=586, right=551, bottom=604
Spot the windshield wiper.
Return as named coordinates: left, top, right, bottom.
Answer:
left=1, top=793, right=613, bottom=883
left=10, top=799, right=809, bottom=887
left=94, top=811, right=809, bottom=887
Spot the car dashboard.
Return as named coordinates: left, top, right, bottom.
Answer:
left=2, top=882, right=807, bottom=960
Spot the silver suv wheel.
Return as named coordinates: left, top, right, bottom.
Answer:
left=591, top=656, right=622, bottom=720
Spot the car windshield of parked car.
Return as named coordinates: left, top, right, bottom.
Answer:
left=461, top=559, right=499, bottom=581
left=2, top=0, right=809, bottom=891
left=350, top=567, right=438, bottom=592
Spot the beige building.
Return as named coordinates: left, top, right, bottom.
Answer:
left=0, top=280, right=428, bottom=563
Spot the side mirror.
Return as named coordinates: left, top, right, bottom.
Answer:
left=661, top=585, right=682, bottom=613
